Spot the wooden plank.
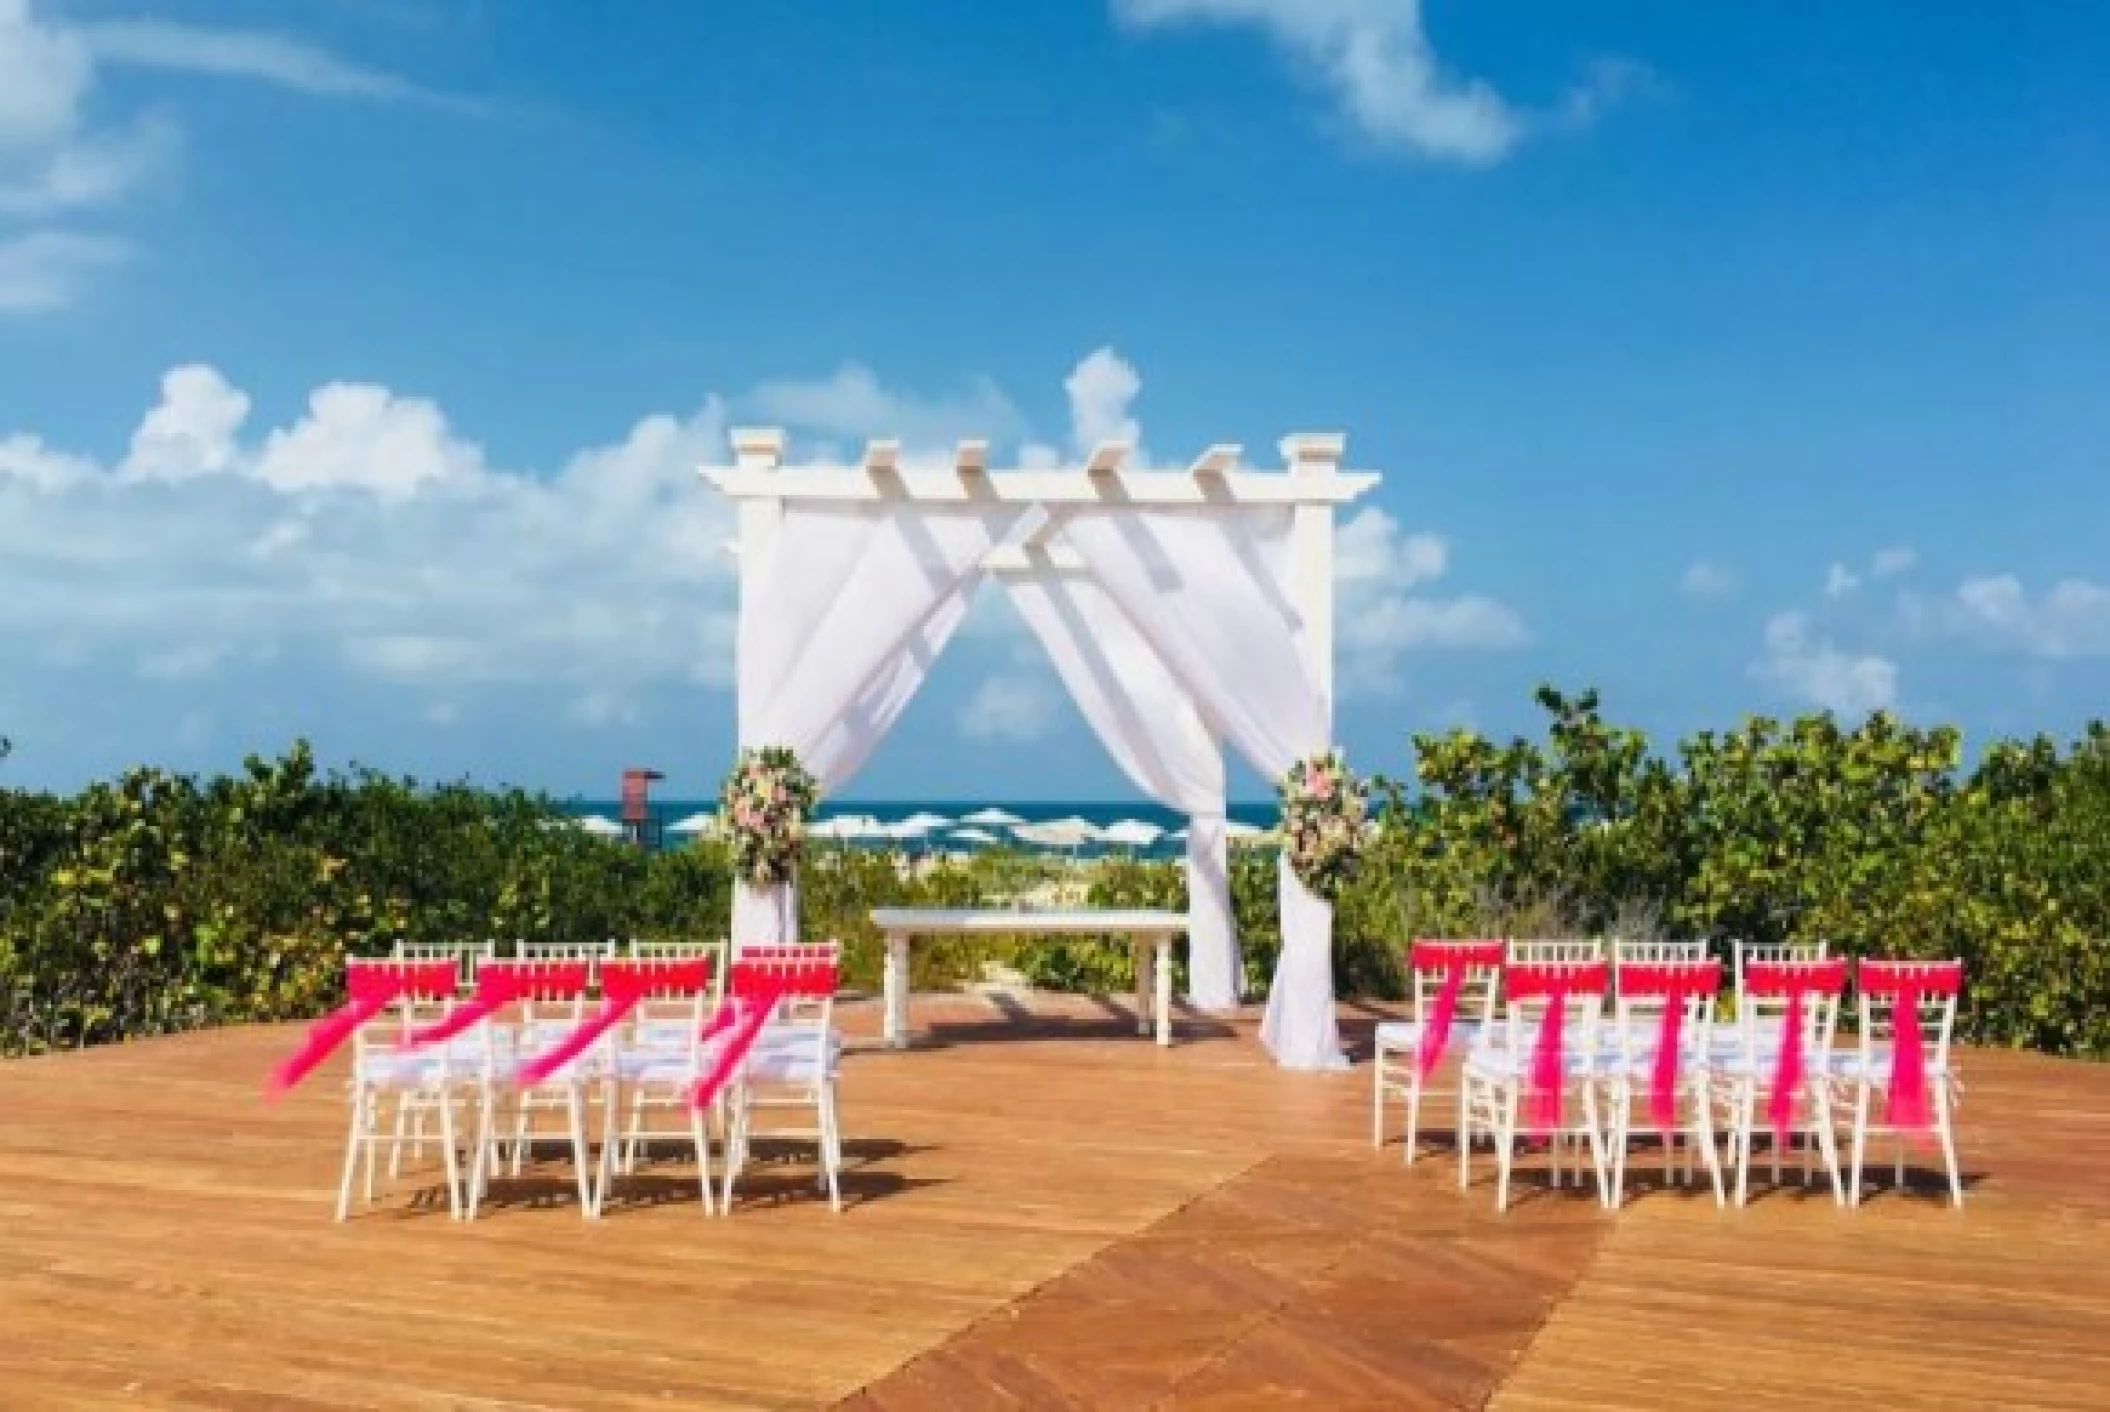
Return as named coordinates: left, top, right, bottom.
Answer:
left=2, top=999, right=2105, bottom=1408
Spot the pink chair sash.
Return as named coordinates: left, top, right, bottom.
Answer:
left=1407, top=940, right=1505, bottom=1081
left=512, top=958, right=716, bottom=1087
left=685, top=944, right=841, bottom=1111
left=1745, top=958, right=1848, bottom=1144
left=1857, top=960, right=1963, bottom=1134
left=263, top=959, right=457, bottom=1097
left=401, top=961, right=590, bottom=1048
left=1619, top=961, right=1722, bottom=1136
left=1503, top=961, right=1610, bottom=1136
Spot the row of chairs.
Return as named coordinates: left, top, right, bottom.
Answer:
left=1374, top=938, right=1966, bottom=1212
left=340, top=939, right=843, bottom=1221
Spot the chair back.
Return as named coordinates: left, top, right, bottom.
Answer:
left=602, top=956, right=718, bottom=1059
left=474, top=959, right=592, bottom=1074
left=515, top=939, right=619, bottom=990
left=390, top=939, right=494, bottom=994
left=1507, top=938, right=1605, bottom=966
left=1611, top=937, right=1708, bottom=975
left=731, top=941, right=841, bottom=1024
left=628, top=939, right=731, bottom=1014
left=1406, top=940, right=1503, bottom=1076
left=1498, top=960, right=1610, bottom=1134
left=1854, top=960, right=1963, bottom=1131
left=344, top=958, right=460, bottom=1077
left=1733, top=939, right=1829, bottom=1012
left=1613, top=960, right=1722, bottom=1133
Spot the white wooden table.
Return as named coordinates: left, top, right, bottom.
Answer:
left=868, top=908, right=1187, bottom=1049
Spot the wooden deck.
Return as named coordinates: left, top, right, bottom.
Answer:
left=0, top=993, right=2105, bottom=1409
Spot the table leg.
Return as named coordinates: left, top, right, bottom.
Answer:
left=883, top=934, right=909, bottom=1049
left=1155, top=936, right=1174, bottom=1047
left=1133, top=939, right=1152, bottom=1037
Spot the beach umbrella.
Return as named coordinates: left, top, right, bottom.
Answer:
left=810, top=814, right=882, bottom=841
left=948, top=826, right=1001, bottom=845
left=1099, top=819, right=1164, bottom=848
left=667, top=811, right=717, bottom=835
left=961, top=806, right=1027, bottom=827
left=1013, top=819, right=1099, bottom=850
left=574, top=815, right=624, bottom=838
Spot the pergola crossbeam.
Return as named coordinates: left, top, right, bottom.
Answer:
left=702, top=428, right=1373, bottom=506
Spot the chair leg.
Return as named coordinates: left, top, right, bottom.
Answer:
left=819, top=1086, right=843, bottom=1213
left=1404, top=1076, right=1421, bottom=1167
left=1849, top=1086, right=1871, bottom=1208
left=1810, top=1087, right=1845, bottom=1206
left=1691, top=1084, right=1726, bottom=1207
left=466, top=1089, right=495, bottom=1220
left=1734, top=1087, right=1755, bottom=1208
left=1936, top=1081, right=1964, bottom=1209
left=566, top=1087, right=596, bottom=1219
left=436, top=1090, right=464, bottom=1220
left=689, top=1102, right=718, bottom=1216
left=510, top=1097, right=531, bottom=1177
left=719, top=1089, right=746, bottom=1213
left=592, top=1083, right=620, bottom=1218
left=1372, top=1058, right=1387, bottom=1149
left=1495, top=1087, right=1519, bottom=1213
left=335, top=1091, right=367, bottom=1222
left=1608, top=1085, right=1629, bottom=1210
left=1581, top=1083, right=1612, bottom=1209
left=387, top=1093, right=410, bottom=1180
left=1457, top=1082, right=1473, bottom=1191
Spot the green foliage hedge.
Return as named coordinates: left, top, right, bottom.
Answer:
left=2, top=688, right=2105, bottom=1059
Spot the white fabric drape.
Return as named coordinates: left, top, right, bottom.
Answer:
left=1055, top=508, right=1344, bottom=1070
left=1002, top=569, right=1241, bottom=1010
left=732, top=502, right=1020, bottom=946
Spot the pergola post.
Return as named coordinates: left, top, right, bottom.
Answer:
left=1282, top=433, right=1344, bottom=724
left=729, top=428, right=786, bottom=642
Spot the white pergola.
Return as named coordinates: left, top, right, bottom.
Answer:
left=702, top=428, right=1380, bottom=1070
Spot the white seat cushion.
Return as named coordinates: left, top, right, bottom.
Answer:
left=1374, top=1018, right=1482, bottom=1051
left=1464, top=1045, right=1603, bottom=1081
left=613, top=1052, right=694, bottom=1085
left=354, top=1050, right=450, bottom=1088
left=1827, top=1049, right=1950, bottom=1082
left=743, top=1047, right=833, bottom=1085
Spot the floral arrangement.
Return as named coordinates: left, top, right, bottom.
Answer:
left=1278, top=749, right=1368, bottom=900
left=718, top=746, right=820, bottom=888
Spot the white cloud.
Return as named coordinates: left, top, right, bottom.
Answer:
left=79, top=20, right=427, bottom=102
left=0, top=363, right=740, bottom=721
left=959, top=675, right=1060, bottom=743
left=0, top=0, right=91, bottom=151
left=1870, top=546, right=1916, bottom=579
left=1065, top=347, right=1143, bottom=451
left=1823, top=562, right=1860, bottom=598
left=122, top=364, right=253, bottom=481
left=743, top=364, right=1023, bottom=455
left=1110, top=0, right=1645, bottom=165
left=1946, top=574, right=2110, bottom=660
left=1680, top=560, right=1735, bottom=599
left=1334, top=507, right=1528, bottom=691
left=1751, top=611, right=1897, bottom=716
left=1, top=1, right=448, bottom=312
left=0, top=229, right=128, bottom=310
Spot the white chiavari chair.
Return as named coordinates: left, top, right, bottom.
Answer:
left=1603, top=959, right=1726, bottom=1207
left=1373, top=940, right=1503, bottom=1162
left=597, top=950, right=727, bottom=1210
left=464, top=959, right=600, bottom=1219
left=1835, top=959, right=1966, bottom=1208
left=1462, top=960, right=1613, bottom=1211
left=335, top=958, right=466, bottom=1221
left=1717, top=957, right=1847, bottom=1206
left=721, top=942, right=846, bottom=1213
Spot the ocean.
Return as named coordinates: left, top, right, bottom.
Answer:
left=559, top=798, right=1282, bottom=854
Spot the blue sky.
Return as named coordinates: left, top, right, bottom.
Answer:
left=2, top=0, right=2106, bottom=802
